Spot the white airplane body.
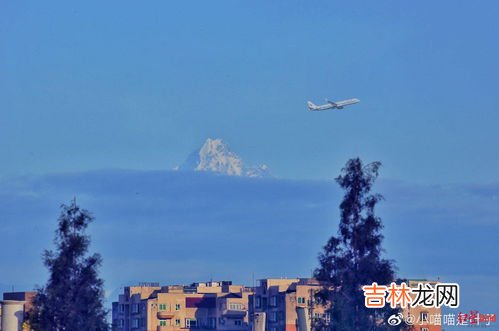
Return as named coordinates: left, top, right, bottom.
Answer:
left=307, top=98, right=360, bottom=111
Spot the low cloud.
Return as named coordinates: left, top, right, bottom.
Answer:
left=0, top=170, right=497, bottom=314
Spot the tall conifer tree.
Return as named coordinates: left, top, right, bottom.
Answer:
left=314, top=158, right=401, bottom=330
left=29, top=200, right=109, bottom=331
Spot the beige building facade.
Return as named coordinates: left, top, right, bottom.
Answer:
left=113, top=278, right=442, bottom=331
left=112, top=281, right=252, bottom=331
left=249, top=278, right=328, bottom=331
left=249, top=278, right=442, bottom=331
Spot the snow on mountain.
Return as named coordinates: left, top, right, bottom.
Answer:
left=245, top=164, right=270, bottom=178
left=178, top=138, right=271, bottom=177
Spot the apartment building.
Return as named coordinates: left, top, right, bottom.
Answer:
left=249, top=278, right=442, bottom=331
left=249, top=278, right=328, bottom=331
left=0, top=291, right=36, bottom=331
left=113, top=278, right=442, bottom=331
left=112, top=281, right=252, bottom=331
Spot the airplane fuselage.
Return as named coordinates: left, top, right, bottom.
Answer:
left=307, top=98, right=359, bottom=111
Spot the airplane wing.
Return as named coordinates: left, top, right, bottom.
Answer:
left=334, top=98, right=360, bottom=107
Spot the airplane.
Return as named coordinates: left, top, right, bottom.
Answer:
left=307, top=98, right=360, bottom=111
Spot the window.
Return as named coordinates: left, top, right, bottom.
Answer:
left=185, top=318, right=198, bottom=328
left=132, top=303, right=140, bottom=314
left=235, top=319, right=242, bottom=326
left=208, top=317, right=217, bottom=328
left=270, top=295, right=277, bottom=307
left=175, top=319, right=181, bottom=327
left=159, top=304, right=167, bottom=311
left=175, top=303, right=181, bottom=311
left=132, top=318, right=140, bottom=328
left=297, top=297, right=305, bottom=304
left=119, top=304, right=126, bottom=313
left=229, top=303, right=244, bottom=310
left=420, top=312, right=429, bottom=323
left=270, top=311, right=277, bottom=322
left=421, top=328, right=429, bottom=331
left=255, top=296, right=261, bottom=308
left=116, top=319, right=124, bottom=328
left=160, top=320, right=167, bottom=326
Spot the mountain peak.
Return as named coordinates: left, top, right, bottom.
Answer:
left=178, top=138, right=271, bottom=178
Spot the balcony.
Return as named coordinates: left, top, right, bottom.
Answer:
left=222, top=310, right=247, bottom=318
left=157, top=311, right=175, bottom=319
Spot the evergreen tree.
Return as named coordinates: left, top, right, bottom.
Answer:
left=314, top=158, right=402, bottom=331
left=29, top=200, right=109, bottom=331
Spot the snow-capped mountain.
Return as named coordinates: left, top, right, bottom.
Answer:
left=178, top=138, right=271, bottom=177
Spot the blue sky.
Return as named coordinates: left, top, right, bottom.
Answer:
left=1, top=1, right=499, bottom=183
left=1, top=2, right=499, bottom=327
